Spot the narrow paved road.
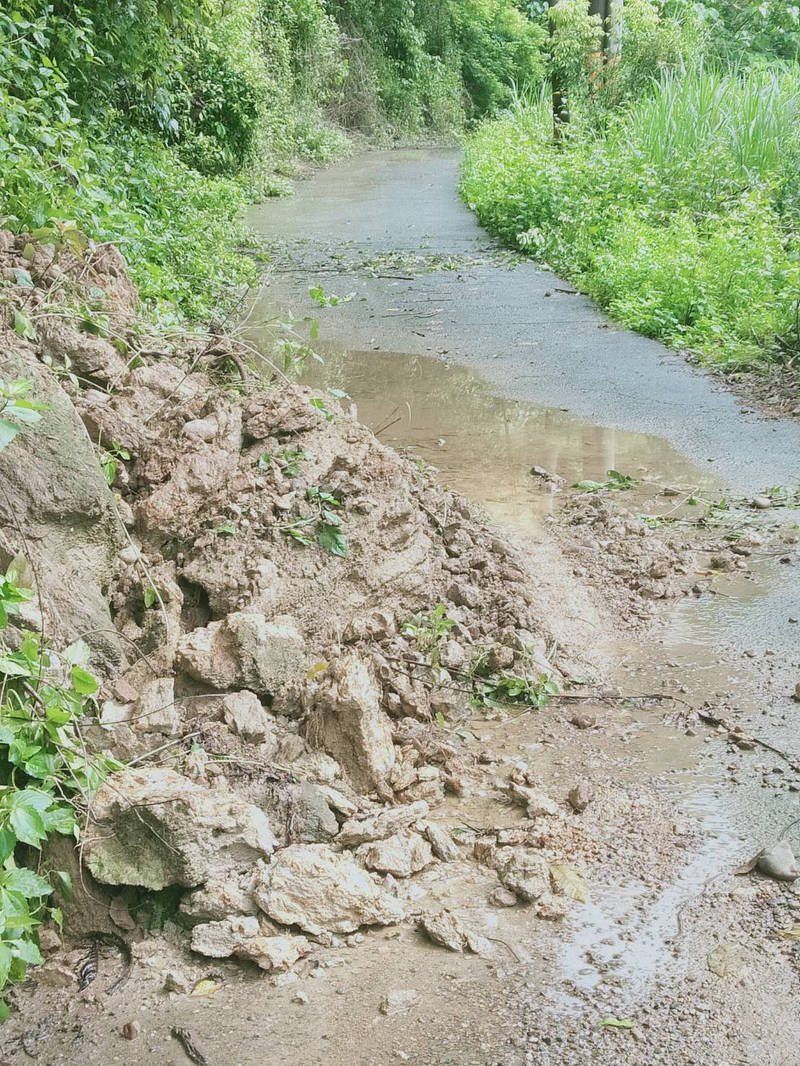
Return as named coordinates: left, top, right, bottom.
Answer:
left=250, top=148, right=800, bottom=494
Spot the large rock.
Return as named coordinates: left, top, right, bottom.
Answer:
left=495, top=847, right=550, bottom=902
left=357, top=831, right=432, bottom=877
left=0, top=347, right=123, bottom=663
left=84, top=768, right=276, bottom=890
left=305, top=656, right=395, bottom=790
left=254, top=844, right=406, bottom=935
left=190, top=916, right=309, bottom=972
left=337, top=801, right=429, bottom=847
left=133, top=676, right=180, bottom=735
left=221, top=690, right=275, bottom=746
left=177, top=612, right=306, bottom=695
left=758, top=840, right=799, bottom=881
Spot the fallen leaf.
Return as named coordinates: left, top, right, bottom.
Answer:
left=550, top=863, right=588, bottom=902
left=734, top=854, right=759, bottom=876
left=109, top=895, right=136, bottom=931
left=190, top=978, right=221, bottom=997
left=306, top=661, right=329, bottom=680
left=707, top=941, right=742, bottom=977
left=600, top=1016, right=635, bottom=1029
left=777, top=924, right=800, bottom=940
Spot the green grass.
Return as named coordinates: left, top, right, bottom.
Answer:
left=461, top=67, right=800, bottom=370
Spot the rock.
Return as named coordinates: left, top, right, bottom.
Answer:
left=179, top=876, right=258, bottom=925
left=568, top=780, right=593, bottom=813
left=294, top=751, right=341, bottom=785
left=84, top=768, right=276, bottom=889
left=752, top=496, right=772, bottom=510
left=357, top=831, right=433, bottom=877
left=423, top=823, right=460, bottom=862
left=162, top=971, right=192, bottom=994
left=508, top=782, right=558, bottom=819
left=221, top=690, right=274, bottom=745
left=133, top=676, right=180, bottom=735
left=419, top=910, right=490, bottom=955
left=293, top=989, right=310, bottom=1005
left=183, top=418, right=218, bottom=441
left=315, top=784, right=358, bottom=819
left=569, top=712, right=596, bottom=730
left=191, top=917, right=309, bottom=972
left=177, top=613, right=306, bottom=695
left=439, top=639, right=467, bottom=670
left=337, top=801, right=430, bottom=847
left=36, top=963, right=76, bottom=988
left=379, top=989, right=420, bottom=1016
left=109, top=895, right=137, bottom=931
left=254, top=844, right=406, bottom=936
left=122, top=1021, right=140, bottom=1041
left=757, top=840, right=800, bottom=881
left=288, top=782, right=339, bottom=843
left=793, top=682, right=800, bottom=704
left=305, top=656, right=396, bottom=790
left=535, top=895, right=570, bottom=920
left=489, top=887, right=518, bottom=908
left=37, top=926, right=62, bottom=953
left=496, top=848, right=550, bottom=902
left=446, top=581, right=481, bottom=609
left=0, top=348, right=123, bottom=663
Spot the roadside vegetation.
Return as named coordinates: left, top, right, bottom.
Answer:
left=1, top=0, right=545, bottom=322
left=462, top=0, right=800, bottom=372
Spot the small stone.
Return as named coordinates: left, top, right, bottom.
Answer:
left=183, top=418, right=218, bottom=441
left=293, top=989, right=310, bottom=1005
left=758, top=840, right=799, bottom=881
left=489, top=887, right=518, bottom=908
left=122, top=1021, right=140, bottom=1041
left=423, top=823, right=460, bottom=862
left=133, top=676, right=180, bottom=736
left=162, top=971, right=191, bottom=994
left=337, top=802, right=430, bottom=847
left=793, top=683, right=800, bottom=703
left=752, top=496, right=772, bottom=509
left=568, top=780, right=593, bottom=813
left=221, top=690, right=274, bottom=745
left=569, top=712, right=596, bottom=730
left=379, top=989, right=420, bottom=1016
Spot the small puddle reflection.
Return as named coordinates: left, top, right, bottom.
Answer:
left=247, top=324, right=796, bottom=1007
left=290, top=343, right=721, bottom=532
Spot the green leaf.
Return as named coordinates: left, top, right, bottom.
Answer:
left=12, top=937, right=42, bottom=966
left=216, top=522, right=236, bottom=536
left=0, top=828, right=16, bottom=864
left=9, top=806, right=45, bottom=847
left=3, top=867, right=52, bottom=898
left=70, top=665, right=98, bottom=696
left=549, top=863, right=588, bottom=902
left=600, top=1017, right=635, bottom=1029
left=0, top=945, right=12, bottom=988
left=0, top=998, right=10, bottom=1022
left=0, top=421, right=20, bottom=453
left=11, top=268, right=33, bottom=289
left=143, top=587, right=156, bottom=609
left=317, top=524, right=348, bottom=558
left=12, top=310, right=35, bottom=340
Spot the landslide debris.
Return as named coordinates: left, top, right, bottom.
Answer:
left=0, top=230, right=597, bottom=990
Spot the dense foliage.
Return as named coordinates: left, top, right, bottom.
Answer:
left=1, top=0, right=546, bottom=321
left=463, top=0, right=800, bottom=370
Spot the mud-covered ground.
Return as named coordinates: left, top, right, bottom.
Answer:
left=1, top=152, right=800, bottom=1066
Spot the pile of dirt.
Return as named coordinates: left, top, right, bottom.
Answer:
left=0, top=232, right=605, bottom=991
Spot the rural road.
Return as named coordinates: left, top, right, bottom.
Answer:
left=249, top=147, right=800, bottom=495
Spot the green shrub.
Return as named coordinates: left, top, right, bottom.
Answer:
left=462, top=61, right=800, bottom=369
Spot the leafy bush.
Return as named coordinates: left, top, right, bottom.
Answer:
left=462, top=61, right=800, bottom=368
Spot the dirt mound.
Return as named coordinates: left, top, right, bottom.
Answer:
left=0, top=231, right=604, bottom=990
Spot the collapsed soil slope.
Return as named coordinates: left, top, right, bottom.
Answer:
left=0, top=231, right=632, bottom=1004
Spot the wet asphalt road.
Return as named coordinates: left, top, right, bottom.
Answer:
left=249, top=148, right=800, bottom=493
